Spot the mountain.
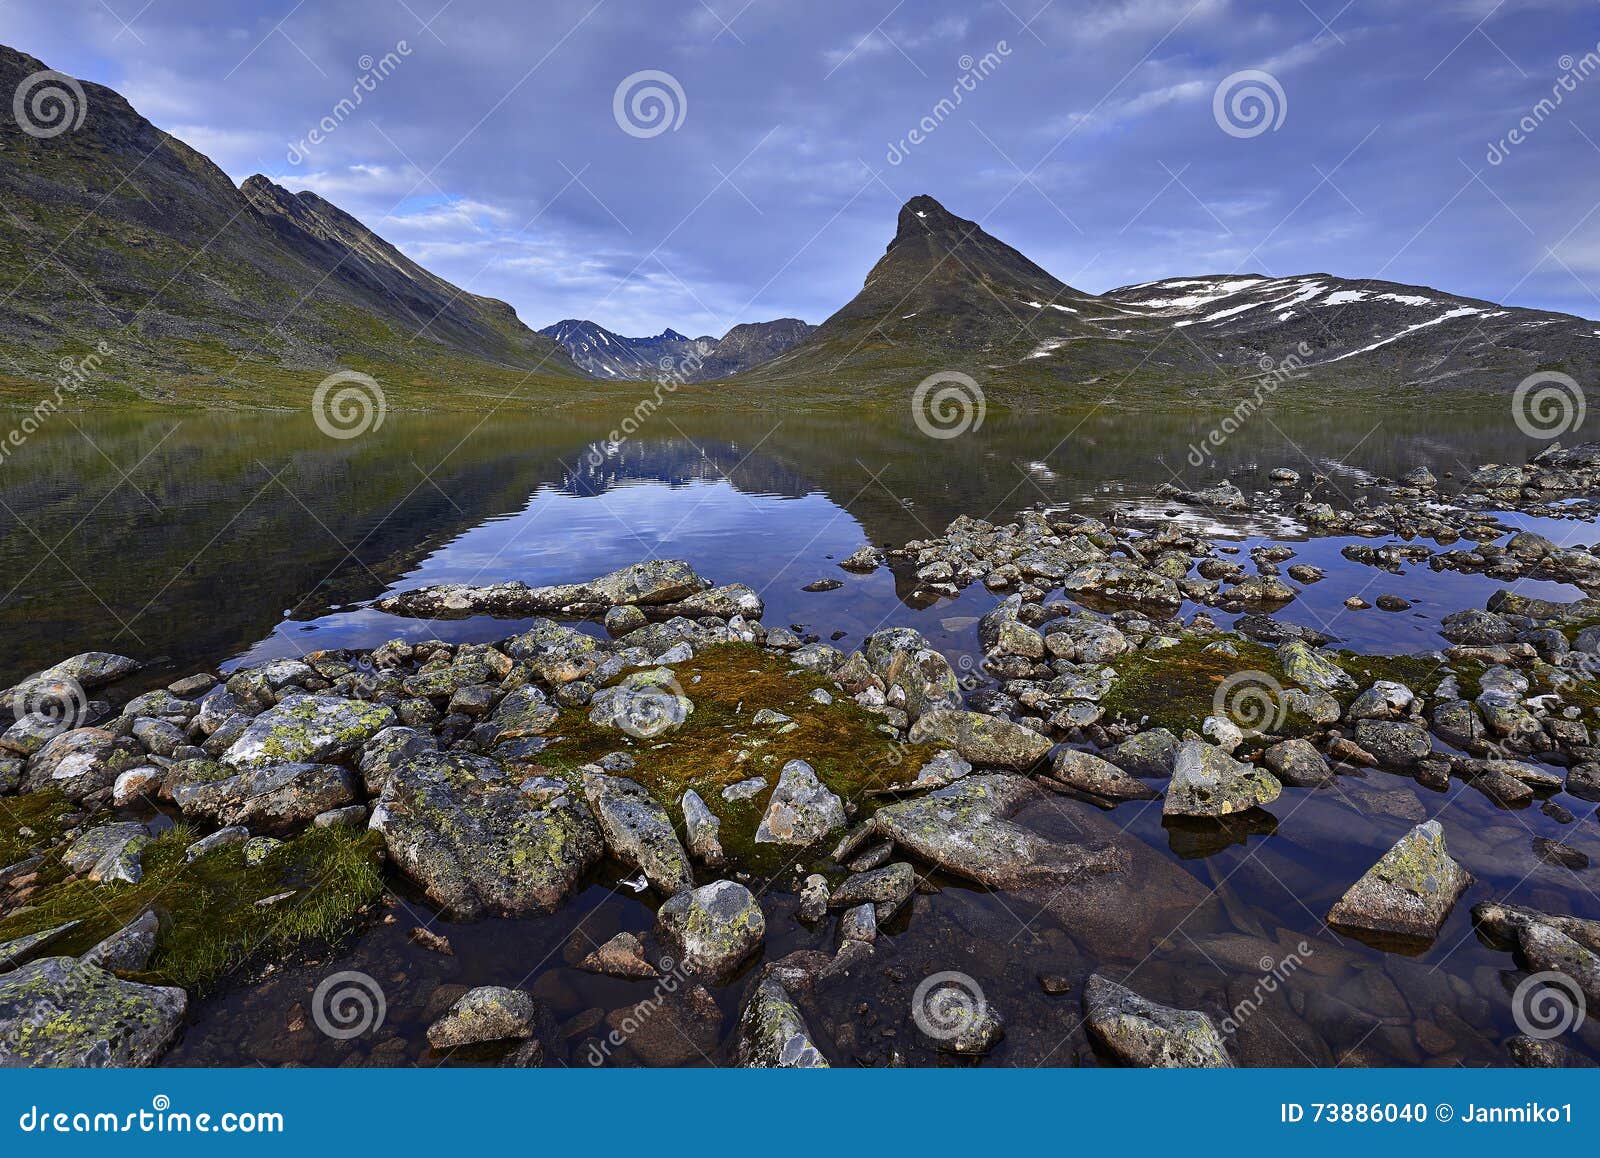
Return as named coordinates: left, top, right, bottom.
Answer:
left=0, top=44, right=581, bottom=404
left=537, top=320, right=712, bottom=380
left=541, top=317, right=814, bottom=381
left=757, top=194, right=1599, bottom=396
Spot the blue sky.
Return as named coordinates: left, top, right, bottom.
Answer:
left=8, top=0, right=1600, bottom=335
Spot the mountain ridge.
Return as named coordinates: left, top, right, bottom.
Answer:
left=540, top=316, right=815, bottom=382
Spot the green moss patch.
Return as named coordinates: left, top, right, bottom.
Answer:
left=0, top=824, right=384, bottom=992
left=1100, top=637, right=1280, bottom=733
left=535, top=643, right=940, bottom=872
left=0, top=789, right=76, bottom=867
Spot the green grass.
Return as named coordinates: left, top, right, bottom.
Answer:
left=0, top=822, right=385, bottom=992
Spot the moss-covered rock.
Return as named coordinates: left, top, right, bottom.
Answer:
left=0, top=956, right=185, bottom=1067
left=1327, top=820, right=1468, bottom=942
left=220, top=694, right=394, bottom=769
left=656, top=879, right=765, bottom=977
left=1083, top=973, right=1231, bottom=1068
left=734, top=977, right=827, bottom=1068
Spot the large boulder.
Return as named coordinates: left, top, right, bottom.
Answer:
left=371, top=752, right=602, bottom=918
left=1327, top=820, right=1468, bottom=941
left=0, top=956, right=185, bottom=1067
left=734, top=978, right=828, bottom=1068
left=1083, top=974, right=1232, bottom=1068
left=1277, top=641, right=1356, bottom=693
left=21, top=728, right=142, bottom=800
left=220, top=694, right=394, bottom=770
left=754, top=760, right=846, bottom=846
left=174, top=762, right=359, bottom=835
left=1163, top=740, right=1281, bottom=818
left=587, top=669, right=693, bottom=737
left=3, top=652, right=140, bottom=703
left=377, top=560, right=709, bottom=617
left=580, top=770, right=694, bottom=894
left=907, top=710, right=1052, bottom=770
left=655, top=879, right=765, bottom=977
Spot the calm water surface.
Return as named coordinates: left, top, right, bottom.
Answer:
left=3, top=400, right=1596, bottom=1067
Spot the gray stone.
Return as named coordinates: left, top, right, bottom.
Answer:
left=80, top=910, right=159, bottom=973
left=1049, top=748, right=1158, bottom=801
left=907, top=710, right=1053, bottom=770
left=754, top=760, right=846, bottom=846
left=680, top=788, right=724, bottom=866
left=1163, top=740, right=1281, bottom=818
left=0, top=956, right=184, bottom=1066
left=220, top=694, right=394, bottom=770
left=734, top=978, right=828, bottom=1068
left=1328, top=820, right=1468, bottom=941
left=580, top=770, right=694, bottom=895
left=1083, top=974, right=1232, bottom=1068
left=656, top=879, right=765, bottom=977
left=426, top=986, right=537, bottom=1049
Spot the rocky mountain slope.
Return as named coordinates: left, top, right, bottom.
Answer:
left=755, top=194, right=1598, bottom=396
left=0, top=45, right=581, bottom=404
left=541, top=317, right=815, bottom=382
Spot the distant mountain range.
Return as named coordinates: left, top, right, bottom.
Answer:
left=0, top=43, right=1593, bottom=405
left=539, top=317, right=815, bottom=382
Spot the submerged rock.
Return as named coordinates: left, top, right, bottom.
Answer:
left=1082, top=974, right=1231, bottom=1068
left=426, top=986, right=537, bottom=1049
left=0, top=956, right=185, bottom=1067
left=1327, top=820, right=1468, bottom=941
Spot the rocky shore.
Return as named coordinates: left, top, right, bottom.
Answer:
left=3, top=444, right=1600, bottom=1069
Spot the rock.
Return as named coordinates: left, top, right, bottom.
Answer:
left=913, top=973, right=1003, bottom=1054
left=580, top=770, right=694, bottom=895
left=4, top=653, right=140, bottom=703
left=1567, top=763, right=1600, bottom=802
left=220, top=694, right=394, bottom=770
left=1374, top=594, right=1411, bottom=612
left=1430, top=700, right=1486, bottom=753
left=1277, top=641, right=1356, bottom=693
left=1105, top=728, right=1179, bottom=777
left=1439, top=608, right=1517, bottom=645
left=578, top=932, right=659, bottom=979
left=80, top=910, right=159, bottom=973
left=754, top=760, right=846, bottom=846
left=1346, top=681, right=1414, bottom=721
left=0, top=922, right=82, bottom=972
left=380, top=560, right=709, bottom=618
left=174, top=762, right=359, bottom=835
left=1061, top=561, right=1181, bottom=611
left=371, top=752, right=602, bottom=918
left=111, top=766, right=164, bottom=808
left=21, top=728, right=142, bottom=800
left=1163, top=740, right=1281, bottom=818
left=1327, top=820, right=1468, bottom=941
left=587, top=669, right=693, bottom=737
left=655, top=879, right=765, bottom=977
left=1509, top=1035, right=1597, bottom=1068
left=184, top=826, right=250, bottom=861
left=680, top=788, right=725, bottom=866
left=872, top=775, right=1123, bottom=889
left=488, top=685, right=559, bottom=742
left=357, top=726, right=437, bottom=796
left=797, top=874, right=830, bottom=923
left=838, top=904, right=877, bottom=943
left=907, top=710, right=1052, bottom=770
left=426, top=986, right=537, bottom=1049
left=721, top=776, right=767, bottom=803
left=1048, top=748, right=1158, bottom=801
left=1082, top=974, right=1231, bottom=1067
left=63, top=822, right=151, bottom=884
left=1262, top=739, right=1334, bottom=787
left=734, top=978, right=828, bottom=1067
left=829, top=861, right=917, bottom=919
left=1352, top=720, right=1432, bottom=769
left=839, top=545, right=882, bottom=573
left=314, top=804, right=368, bottom=828
left=0, top=956, right=185, bottom=1066
left=1518, top=923, right=1600, bottom=1008
left=603, top=605, right=648, bottom=636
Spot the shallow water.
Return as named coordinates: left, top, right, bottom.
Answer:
left=4, top=400, right=1598, bottom=1067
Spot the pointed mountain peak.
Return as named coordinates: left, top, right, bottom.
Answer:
left=893, top=195, right=971, bottom=244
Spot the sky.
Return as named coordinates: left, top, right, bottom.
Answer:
left=6, top=0, right=1600, bottom=336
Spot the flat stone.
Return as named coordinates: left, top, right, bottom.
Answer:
left=581, top=770, right=694, bottom=895
left=1048, top=748, right=1158, bottom=801
left=907, top=710, right=1053, bottom=770
left=220, top=694, right=394, bottom=770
